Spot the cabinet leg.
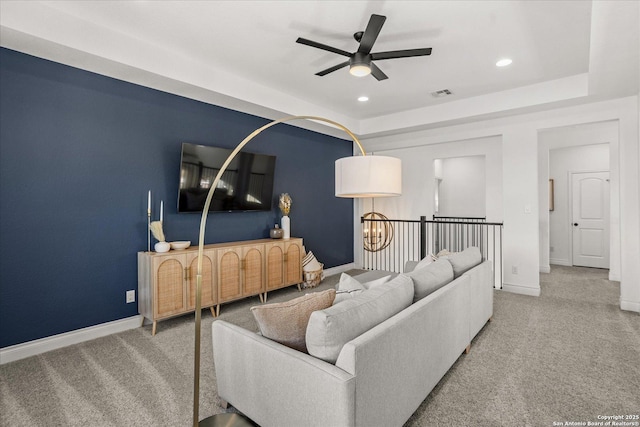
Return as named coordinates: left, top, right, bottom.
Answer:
left=152, top=321, right=157, bottom=336
left=215, top=305, right=220, bottom=317
left=297, top=283, right=302, bottom=291
left=465, top=344, right=471, bottom=354
left=259, top=293, right=264, bottom=303
left=263, top=292, right=268, bottom=303
left=209, top=307, right=216, bottom=318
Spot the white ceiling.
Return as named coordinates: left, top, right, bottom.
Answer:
left=1, top=0, right=638, bottom=138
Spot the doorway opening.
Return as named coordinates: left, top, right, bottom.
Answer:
left=538, top=120, right=620, bottom=289
left=547, top=144, right=610, bottom=271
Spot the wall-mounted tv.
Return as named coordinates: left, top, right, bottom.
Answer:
left=178, top=142, right=276, bottom=213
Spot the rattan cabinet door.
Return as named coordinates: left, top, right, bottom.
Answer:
left=284, top=239, right=303, bottom=286
left=153, top=255, right=187, bottom=319
left=186, top=250, right=216, bottom=310
left=242, top=245, right=264, bottom=296
left=217, top=248, right=242, bottom=303
left=265, top=242, right=285, bottom=291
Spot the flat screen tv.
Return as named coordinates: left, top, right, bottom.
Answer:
left=178, top=142, right=276, bottom=213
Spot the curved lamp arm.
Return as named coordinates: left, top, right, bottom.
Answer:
left=193, top=116, right=366, bottom=426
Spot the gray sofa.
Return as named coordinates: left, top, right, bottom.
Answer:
left=211, top=247, right=493, bottom=427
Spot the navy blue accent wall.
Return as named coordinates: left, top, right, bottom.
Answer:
left=0, top=48, right=354, bottom=348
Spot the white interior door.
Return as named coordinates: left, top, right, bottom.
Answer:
left=571, top=172, right=610, bottom=268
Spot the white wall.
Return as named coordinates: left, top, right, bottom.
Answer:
left=360, top=96, right=640, bottom=311
left=437, top=155, right=486, bottom=218
left=367, top=136, right=502, bottom=222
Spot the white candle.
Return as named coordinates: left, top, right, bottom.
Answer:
left=147, top=190, right=151, bottom=211
left=160, top=200, right=164, bottom=222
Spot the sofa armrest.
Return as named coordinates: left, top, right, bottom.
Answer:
left=464, top=260, right=493, bottom=339
left=211, top=320, right=355, bottom=427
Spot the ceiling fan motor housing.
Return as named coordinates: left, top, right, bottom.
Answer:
left=350, top=52, right=371, bottom=67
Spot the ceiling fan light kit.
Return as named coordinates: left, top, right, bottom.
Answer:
left=349, top=52, right=372, bottom=77
left=297, top=14, right=432, bottom=81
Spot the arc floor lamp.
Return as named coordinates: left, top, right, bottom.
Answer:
left=192, top=115, right=401, bottom=426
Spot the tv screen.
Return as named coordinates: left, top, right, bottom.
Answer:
left=178, top=142, right=276, bottom=213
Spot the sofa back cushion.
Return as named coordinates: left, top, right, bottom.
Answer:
left=306, top=275, right=414, bottom=363
left=406, top=258, right=454, bottom=302
left=446, top=246, right=482, bottom=278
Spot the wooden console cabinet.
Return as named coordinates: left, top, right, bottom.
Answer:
left=138, top=237, right=303, bottom=335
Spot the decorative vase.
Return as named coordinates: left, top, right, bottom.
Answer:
left=270, top=224, right=284, bottom=239
left=281, top=215, right=290, bottom=239
left=155, top=241, right=170, bottom=253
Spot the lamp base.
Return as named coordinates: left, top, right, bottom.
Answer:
left=199, top=413, right=255, bottom=427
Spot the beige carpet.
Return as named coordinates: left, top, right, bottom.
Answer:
left=1, top=266, right=639, bottom=426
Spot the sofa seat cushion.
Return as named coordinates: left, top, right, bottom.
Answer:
left=446, top=246, right=482, bottom=278
left=406, top=258, right=454, bottom=302
left=250, top=288, right=336, bottom=353
left=306, top=275, right=413, bottom=363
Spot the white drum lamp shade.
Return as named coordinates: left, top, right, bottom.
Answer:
left=335, top=155, right=402, bottom=198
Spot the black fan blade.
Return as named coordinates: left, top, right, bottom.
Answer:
left=296, top=37, right=352, bottom=57
left=370, top=62, right=388, bottom=81
left=316, top=61, right=350, bottom=76
left=371, top=48, right=432, bottom=61
left=357, top=14, right=386, bottom=55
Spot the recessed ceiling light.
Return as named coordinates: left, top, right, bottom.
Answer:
left=496, top=58, right=513, bottom=67
left=358, top=96, right=369, bottom=102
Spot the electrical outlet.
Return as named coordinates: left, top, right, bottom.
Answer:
left=511, top=266, right=518, bottom=275
left=126, top=290, right=135, bottom=303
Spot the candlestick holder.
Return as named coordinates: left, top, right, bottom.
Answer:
left=147, top=208, right=151, bottom=252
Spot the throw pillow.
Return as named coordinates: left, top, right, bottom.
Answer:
left=250, top=288, right=336, bottom=352
left=302, top=251, right=322, bottom=272
left=333, top=273, right=392, bottom=304
left=447, top=246, right=482, bottom=278
left=414, top=253, right=437, bottom=271
left=306, top=275, right=414, bottom=364
left=406, top=258, right=454, bottom=302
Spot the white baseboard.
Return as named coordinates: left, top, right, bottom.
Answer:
left=0, top=315, right=142, bottom=365
left=609, top=273, right=621, bottom=281
left=620, top=299, right=640, bottom=313
left=540, top=264, right=551, bottom=273
left=501, top=282, right=541, bottom=297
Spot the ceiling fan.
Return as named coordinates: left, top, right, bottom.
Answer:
left=296, top=14, right=432, bottom=81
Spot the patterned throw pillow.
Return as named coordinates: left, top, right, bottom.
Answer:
left=302, top=251, right=322, bottom=272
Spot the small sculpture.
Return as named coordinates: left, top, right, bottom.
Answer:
left=279, top=193, right=292, bottom=216
left=279, top=193, right=292, bottom=239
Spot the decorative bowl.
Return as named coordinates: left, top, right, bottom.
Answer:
left=170, top=241, right=191, bottom=250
